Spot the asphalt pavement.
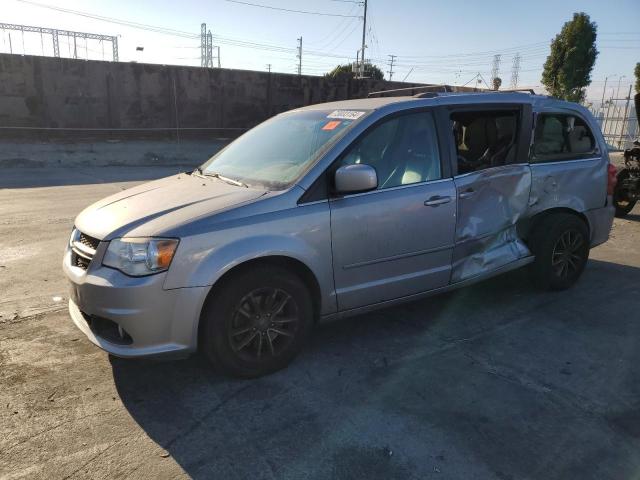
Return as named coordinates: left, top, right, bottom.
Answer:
left=1, top=166, right=640, bottom=480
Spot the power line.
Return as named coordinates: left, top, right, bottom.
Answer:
left=223, top=0, right=361, bottom=18
left=398, top=41, right=549, bottom=59
left=14, top=0, right=555, bottom=69
left=324, top=19, right=360, bottom=54
left=306, top=4, right=358, bottom=48
left=16, top=0, right=199, bottom=38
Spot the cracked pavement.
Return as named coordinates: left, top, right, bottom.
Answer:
left=1, top=166, right=640, bottom=479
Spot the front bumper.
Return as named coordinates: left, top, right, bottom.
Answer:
left=63, top=245, right=208, bottom=358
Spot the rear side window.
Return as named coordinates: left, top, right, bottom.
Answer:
left=531, top=113, right=597, bottom=162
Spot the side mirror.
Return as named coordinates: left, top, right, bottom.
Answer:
left=334, top=164, right=378, bottom=194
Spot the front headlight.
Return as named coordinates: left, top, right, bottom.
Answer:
left=103, top=237, right=179, bottom=276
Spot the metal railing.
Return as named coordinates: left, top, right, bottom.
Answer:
left=587, top=87, right=638, bottom=150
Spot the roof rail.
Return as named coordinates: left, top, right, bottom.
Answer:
left=496, top=88, right=536, bottom=94
left=368, top=84, right=455, bottom=98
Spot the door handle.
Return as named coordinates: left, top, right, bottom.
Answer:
left=424, top=195, right=452, bottom=207
left=459, top=188, right=475, bottom=199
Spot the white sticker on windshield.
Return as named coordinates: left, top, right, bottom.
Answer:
left=327, top=110, right=366, bottom=120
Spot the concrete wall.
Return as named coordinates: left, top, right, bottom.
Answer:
left=0, top=54, right=427, bottom=137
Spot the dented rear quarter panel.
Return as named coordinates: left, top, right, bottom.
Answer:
left=526, top=102, right=610, bottom=232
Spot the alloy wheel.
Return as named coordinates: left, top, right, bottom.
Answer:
left=228, top=287, right=300, bottom=361
left=551, top=229, right=585, bottom=279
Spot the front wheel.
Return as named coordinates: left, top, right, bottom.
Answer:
left=613, top=169, right=637, bottom=218
left=529, top=214, right=590, bottom=291
left=201, top=265, right=314, bottom=378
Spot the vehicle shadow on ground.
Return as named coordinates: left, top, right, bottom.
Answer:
left=111, top=259, right=640, bottom=480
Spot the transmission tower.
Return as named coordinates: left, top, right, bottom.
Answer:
left=510, top=53, right=521, bottom=89
left=490, top=54, right=501, bottom=88
left=206, top=29, right=213, bottom=68
left=214, top=45, right=220, bottom=68
left=200, top=23, right=207, bottom=67
left=0, top=22, right=117, bottom=60
left=387, top=54, right=397, bottom=81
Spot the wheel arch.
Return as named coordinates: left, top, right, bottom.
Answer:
left=197, top=255, right=323, bottom=348
left=519, top=207, right=591, bottom=244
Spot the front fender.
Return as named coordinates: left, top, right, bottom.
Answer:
left=163, top=202, right=336, bottom=315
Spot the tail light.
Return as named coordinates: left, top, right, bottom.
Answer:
left=607, top=163, right=617, bottom=195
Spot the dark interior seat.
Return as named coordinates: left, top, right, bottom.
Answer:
left=463, top=117, right=498, bottom=163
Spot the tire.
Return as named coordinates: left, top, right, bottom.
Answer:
left=201, top=265, right=314, bottom=378
left=528, top=213, right=590, bottom=291
left=613, top=169, right=637, bottom=218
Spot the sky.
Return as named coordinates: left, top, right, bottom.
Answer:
left=1, top=0, right=638, bottom=103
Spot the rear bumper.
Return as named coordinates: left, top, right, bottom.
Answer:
left=63, top=247, right=209, bottom=358
left=586, top=199, right=615, bottom=248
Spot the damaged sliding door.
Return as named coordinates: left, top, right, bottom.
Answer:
left=447, top=104, right=534, bottom=283
left=451, top=165, right=532, bottom=282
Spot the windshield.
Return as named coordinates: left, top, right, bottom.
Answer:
left=201, top=109, right=369, bottom=189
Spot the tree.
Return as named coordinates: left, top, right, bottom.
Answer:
left=326, top=63, right=384, bottom=80
left=541, top=12, right=598, bottom=102
left=492, top=77, right=502, bottom=91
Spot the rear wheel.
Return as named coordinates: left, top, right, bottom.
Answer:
left=201, top=266, right=314, bottom=378
left=529, top=214, right=590, bottom=291
left=613, top=169, right=637, bottom=217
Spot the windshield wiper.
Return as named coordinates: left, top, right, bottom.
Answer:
left=205, top=171, right=249, bottom=188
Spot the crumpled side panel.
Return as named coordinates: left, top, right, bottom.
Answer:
left=450, top=225, right=531, bottom=283
left=527, top=158, right=605, bottom=217
left=452, top=164, right=532, bottom=283
left=454, top=165, right=532, bottom=242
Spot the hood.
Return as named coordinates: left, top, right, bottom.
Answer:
left=74, top=173, right=267, bottom=239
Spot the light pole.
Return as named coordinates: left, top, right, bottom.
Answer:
left=601, top=75, right=616, bottom=111
left=616, top=75, right=626, bottom=100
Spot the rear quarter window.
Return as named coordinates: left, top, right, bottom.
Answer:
left=531, top=113, right=598, bottom=163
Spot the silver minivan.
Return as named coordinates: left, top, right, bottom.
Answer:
left=64, top=92, right=616, bottom=377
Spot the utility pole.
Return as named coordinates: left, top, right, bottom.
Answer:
left=296, top=37, right=302, bottom=76
left=359, top=0, right=368, bottom=79
left=387, top=54, right=396, bottom=81
left=216, top=46, right=221, bottom=68
left=266, top=63, right=271, bottom=73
